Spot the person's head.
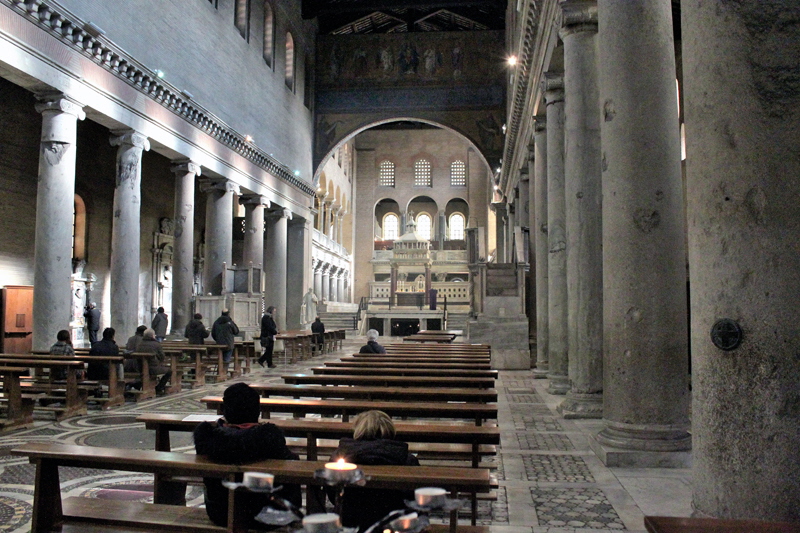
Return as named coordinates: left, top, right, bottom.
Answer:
left=157, top=307, right=165, bottom=314
left=135, top=325, right=147, bottom=336
left=315, top=316, right=321, bottom=322
left=56, top=330, right=71, bottom=343
left=367, top=329, right=379, bottom=342
left=102, top=327, right=115, bottom=341
left=266, top=306, right=276, bottom=315
left=142, top=328, right=156, bottom=340
left=352, top=410, right=395, bottom=440
left=194, top=313, right=202, bottom=320
left=222, top=383, right=260, bottom=424
left=221, top=308, right=229, bottom=317
left=90, top=302, right=96, bottom=308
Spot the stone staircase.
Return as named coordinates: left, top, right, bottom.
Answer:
left=318, top=311, right=358, bottom=331
left=445, top=311, right=470, bottom=332
left=486, top=263, right=518, bottom=296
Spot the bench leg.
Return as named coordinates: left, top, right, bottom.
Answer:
left=31, top=458, right=62, bottom=532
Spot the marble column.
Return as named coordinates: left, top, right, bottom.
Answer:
left=593, top=0, right=690, bottom=464
left=543, top=73, right=570, bottom=395
left=493, top=204, right=507, bottom=262
left=323, top=201, right=333, bottom=238
left=316, top=195, right=326, bottom=232
left=437, top=210, right=447, bottom=244
left=109, top=130, right=150, bottom=339
left=32, top=94, right=85, bottom=351
left=389, top=265, right=398, bottom=305
left=170, top=160, right=201, bottom=334
left=683, top=1, right=800, bottom=517
left=507, top=201, right=517, bottom=261
left=201, top=179, right=239, bottom=295
left=265, top=207, right=290, bottom=330
left=336, top=212, right=345, bottom=244
left=240, top=195, right=269, bottom=268
left=424, top=264, right=432, bottom=297
left=286, top=218, right=309, bottom=329
left=336, top=274, right=345, bottom=306
left=519, top=171, right=533, bottom=355
left=313, top=260, right=323, bottom=300
left=532, top=119, right=549, bottom=378
left=559, top=0, right=604, bottom=419
left=321, top=264, right=330, bottom=302
left=329, top=269, right=338, bottom=302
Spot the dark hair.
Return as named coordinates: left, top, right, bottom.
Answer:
left=266, top=306, right=276, bottom=314
left=194, top=313, right=202, bottom=320
left=56, top=330, right=71, bottom=342
left=222, top=383, right=260, bottom=424
left=102, top=327, right=115, bottom=340
left=136, top=325, right=147, bottom=335
left=157, top=307, right=165, bottom=313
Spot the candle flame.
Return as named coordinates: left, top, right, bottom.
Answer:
left=337, top=458, right=345, bottom=466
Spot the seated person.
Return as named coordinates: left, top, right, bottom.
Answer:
left=87, top=327, right=119, bottom=380
left=194, top=383, right=301, bottom=529
left=184, top=313, right=210, bottom=345
left=48, top=329, right=75, bottom=380
left=311, top=316, right=325, bottom=353
left=359, top=329, right=387, bottom=354
left=329, top=410, right=419, bottom=531
left=134, top=328, right=171, bottom=394
left=123, top=325, right=147, bottom=374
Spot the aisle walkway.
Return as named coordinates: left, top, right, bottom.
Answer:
left=0, top=337, right=692, bottom=532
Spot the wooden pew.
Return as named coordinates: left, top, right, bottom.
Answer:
left=350, top=354, right=491, bottom=364
left=162, top=341, right=234, bottom=381
left=276, top=331, right=314, bottom=363
left=329, top=360, right=492, bottom=370
left=403, top=333, right=457, bottom=343
left=21, top=352, right=126, bottom=408
left=13, top=441, right=493, bottom=532
left=0, top=366, right=40, bottom=430
left=0, top=357, right=86, bottom=419
left=200, top=396, right=497, bottom=425
left=250, top=383, right=498, bottom=403
left=644, top=516, right=800, bottom=533
left=283, top=373, right=497, bottom=388
left=310, top=366, right=498, bottom=379
left=385, top=344, right=490, bottom=354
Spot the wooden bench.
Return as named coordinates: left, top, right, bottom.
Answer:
left=644, top=516, right=800, bottom=533
left=0, top=357, right=87, bottom=419
left=350, top=354, right=492, bottom=364
left=0, top=366, right=40, bottom=430
left=283, top=373, right=497, bottom=388
left=201, top=396, right=497, bottom=425
left=162, top=342, right=237, bottom=381
left=403, top=334, right=457, bottom=343
left=330, top=360, right=493, bottom=370
left=250, top=383, right=498, bottom=403
left=13, top=442, right=493, bottom=532
left=276, top=331, right=314, bottom=363
left=310, top=366, right=498, bottom=379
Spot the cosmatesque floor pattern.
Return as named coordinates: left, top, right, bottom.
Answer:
left=0, top=336, right=693, bottom=532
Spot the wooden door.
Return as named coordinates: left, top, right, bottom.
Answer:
left=2, top=286, right=34, bottom=354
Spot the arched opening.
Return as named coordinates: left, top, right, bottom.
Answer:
left=285, top=32, right=295, bottom=90
left=235, top=0, right=250, bottom=40
left=449, top=212, right=465, bottom=240
left=415, top=212, right=432, bottom=240
left=374, top=198, right=400, bottom=247
left=263, top=2, right=274, bottom=67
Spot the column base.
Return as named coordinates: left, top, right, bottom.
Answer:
left=558, top=392, right=603, bottom=419
left=591, top=420, right=692, bottom=467
left=589, top=433, right=692, bottom=468
left=533, top=363, right=549, bottom=379
left=547, top=374, right=570, bottom=395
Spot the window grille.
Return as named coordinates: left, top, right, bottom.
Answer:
left=235, top=0, right=250, bottom=40
left=263, top=3, right=274, bottom=67
left=450, top=160, right=466, bottom=186
left=285, top=32, right=295, bottom=91
left=379, top=161, right=395, bottom=187
left=414, top=159, right=431, bottom=187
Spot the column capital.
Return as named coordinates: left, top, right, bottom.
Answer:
left=267, top=207, right=292, bottom=220
left=170, top=159, right=202, bottom=177
left=534, top=117, right=547, bottom=132
left=560, top=0, right=598, bottom=37
left=199, top=178, right=240, bottom=195
left=239, top=194, right=271, bottom=208
left=110, top=129, right=151, bottom=151
left=542, top=73, right=565, bottom=105
left=35, top=93, right=86, bottom=120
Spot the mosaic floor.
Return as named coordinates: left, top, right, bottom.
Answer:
left=0, top=337, right=693, bottom=533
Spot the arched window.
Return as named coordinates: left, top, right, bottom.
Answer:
left=450, top=160, right=466, bottom=187
left=416, top=213, right=432, bottom=240
left=414, top=159, right=431, bottom=187
left=263, top=2, right=274, bottom=67
left=449, top=212, right=465, bottom=240
left=383, top=213, right=399, bottom=240
left=285, top=32, right=295, bottom=91
left=235, top=0, right=250, bottom=40
left=379, top=161, right=395, bottom=187
left=73, top=194, right=86, bottom=260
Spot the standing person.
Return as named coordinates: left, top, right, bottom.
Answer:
left=151, top=306, right=169, bottom=341
left=136, top=328, right=172, bottom=395
left=311, top=316, right=325, bottom=354
left=193, top=383, right=301, bottom=529
left=83, top=302, right=100, bottom=344
left=184, top=313, right=210, bottom=345
left=88, top=327, right=119, bottom=381
left=212, top=309, right=239, bottom=365
left=49, top=329, right=75, bottom=380
left=258, top=306, right=278, bottom=368
left=359, top=329, right=387, bottom=354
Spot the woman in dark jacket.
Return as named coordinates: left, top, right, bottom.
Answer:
left=136, top=328, right=171, bottom=394
left=184, top=313, right=210, bottom=345
left=194, top=383, right=301, bottom=529
left=258, top=306, right=278, bottom=368
left=329, top=410, right=419, bottom=531
left=212, top=309, right=239, bottom=364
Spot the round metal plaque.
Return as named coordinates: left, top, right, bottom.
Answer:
left=710, top=319, right=743, bottom=351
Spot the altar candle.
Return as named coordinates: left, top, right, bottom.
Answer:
left=389, top=512, right=419, bottom=531
left=242, top=472, right=274, bottom=489
left=415, top=487, right=447, bottom=507
left=324, top=458, right=358, bottom=482
left=303, top=513, right=341, bottom=533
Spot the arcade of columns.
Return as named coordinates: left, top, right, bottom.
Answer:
left=497, top=0, right=800, bottom=522
left=311, top=193, right=351, bottom=304
left=31, top=92, right=308, bottom=349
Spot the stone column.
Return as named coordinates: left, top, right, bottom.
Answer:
left=240, top=195, right=269, bottom=267
left=507, top=201, right=517, bottom=261
left=389, top=265, right=398, bottom=306
left=321, top=264, right=330, bottom=302
left=336, top=274, right=345, bottom=305
left=559, top=0, right=604, bottom=419
left=493, top=203, right=507, bottom=262
left=323, top=201, right=333, bottom=238
left=265, top=207, right=290, bottom=330
left=532, top=119, right=549, bottom=378
left=424, top=264, right=432, bottom=297
left=286, top=218, right=309, bottom=329
left=336, top=211, right=345, bottom=244
left=437, top=210, right=447, bottom=245
left=592, top=0, right=690, bottom=464
left=329, top=270, right=339, bottom=302
left=519, top=170, right=534, bottom=361
left=170, top=160, right=201, bottom=334
left=543, top=73, right=570, bottom=394
left=201, top=179, right=239, bottom=295
left=683, top=1, right=800, bottom=517
left=313, top=260, right=323, bottom=300
left=316, top=195, right=326, bottom=232
left=109, top=130, right=150, bottom=339
left=32, top=94, right=85, bottom=351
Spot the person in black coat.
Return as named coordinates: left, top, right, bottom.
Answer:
left=88, top=327, right=119, bottom=380
left=184, top=313, right=210, bottom=345
left=311, top=316, right=325, bottom=354
left=83, top=302, right=101, bottom=344
left=258, top=306, right=278, bottom=368
left=359, top=329, right=387, bottom=354
left=211, top=309, right=239, bottom=364
left=194, top=383, right=301, bottom=529
left=329, top=410, right=419, bottom=531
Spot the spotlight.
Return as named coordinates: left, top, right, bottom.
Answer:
left=507, top=55, right=518, bottom=66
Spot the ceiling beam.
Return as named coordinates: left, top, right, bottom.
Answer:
left=303, top=0, right=505, bottom=19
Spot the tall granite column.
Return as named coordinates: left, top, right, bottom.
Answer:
left=559, top=0, right=604, bottom=419
left=543, top=73, right=570, bottom=394
left=336, top=274, right=345, bottom=306
left=493, top=203, right=507, bottom=262
left=170, top=160, right=201, bottom=334
left=313, top=260, right=323, bottom=300
left=532, top=119, right=550, bottom=378
left=437, top=210, right=447, bottom=244
left=321, top=265, right=330, bottom=302
left=329, top=270, right=339, bottom=302
left=683, top=1, right=800, bottom=519
left=32, top=94, right=85, bottom=351
left=201, top=179, right=239, bottom=295
left=286, top=218, right=309, bottom=329
left=109, top=130, right=150, bottom=339
left=593, top=0, right=690, bottom=465
left=240, top=195, right=269, bottom=267
left=265, top=207, right=290, bottom=330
